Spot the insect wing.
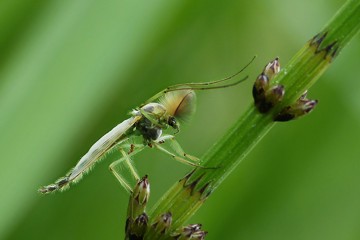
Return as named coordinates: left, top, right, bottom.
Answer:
left=68, top=116, right=141, bottom=181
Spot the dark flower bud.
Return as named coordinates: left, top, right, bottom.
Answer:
left=253, top=58, right=283, bottom=113
left=172, top=224, right=207, bottom=240
left=275, top=91, right=318, bottom=121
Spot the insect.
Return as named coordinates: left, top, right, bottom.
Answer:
left=39, top=57, right=255, bottom=194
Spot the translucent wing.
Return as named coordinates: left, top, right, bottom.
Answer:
left=69, top=115, right=141, bottom=182
left=39, top=115, right=142, bottom=194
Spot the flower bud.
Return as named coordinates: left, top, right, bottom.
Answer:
left=255, top=85, right=284, bottom=113
left=274, top=92, right=318, bottom=121
left=253, top=58, right=283, bottom=113
left=266, top=85, right=285, bottom=105
left=127, top=175, right=150, bottom=220
left=152, top=212, right=172, bottom=235
left=263, top=57, right=280, bottom=79
left=253, top=74, right=269, bottom=104
left=172, top=224, right=208, bottom=240
left=126, top=213, right=148, bottom=239
left=136, top=175, right=150, bottom=205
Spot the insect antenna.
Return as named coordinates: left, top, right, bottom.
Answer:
left=164, top=55, right=256, bottom=92
left=165, top=75, right=248, bottom=92
left=142, top=55, right=256, bottom=105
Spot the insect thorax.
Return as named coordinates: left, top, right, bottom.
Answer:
left=135, top=117, right=163, bottom=142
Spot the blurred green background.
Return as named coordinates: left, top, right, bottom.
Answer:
left=1, top=0, right=359, bottom=239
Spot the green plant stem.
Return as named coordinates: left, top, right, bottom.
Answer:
left=149, top=0, right=360, bottom=232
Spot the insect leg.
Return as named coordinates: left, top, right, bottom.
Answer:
left=109, top=144, right=145, bottom=192
left=109, top=159, right=133, bottom=193
left=120, top=148, right=140, bottom=181
left=156, top=135, right=199, bottom=162
left=138, top=108, right=164, bottom=127
left=153, top=143, right=200, bottom=167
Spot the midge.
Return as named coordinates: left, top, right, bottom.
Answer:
left=39, top=57, right=255, bottom=194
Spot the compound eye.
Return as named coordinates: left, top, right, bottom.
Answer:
left=168, top=116, right=177, bottom=128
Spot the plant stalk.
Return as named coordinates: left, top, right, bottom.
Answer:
left=149, top=0, right=360, bottom=232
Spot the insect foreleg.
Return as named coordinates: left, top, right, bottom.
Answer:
left=156, top=135, right=199, bottom=162
left=138, top=108, right=165, bottom=127
left=153, top=143, right=200, bottom=167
